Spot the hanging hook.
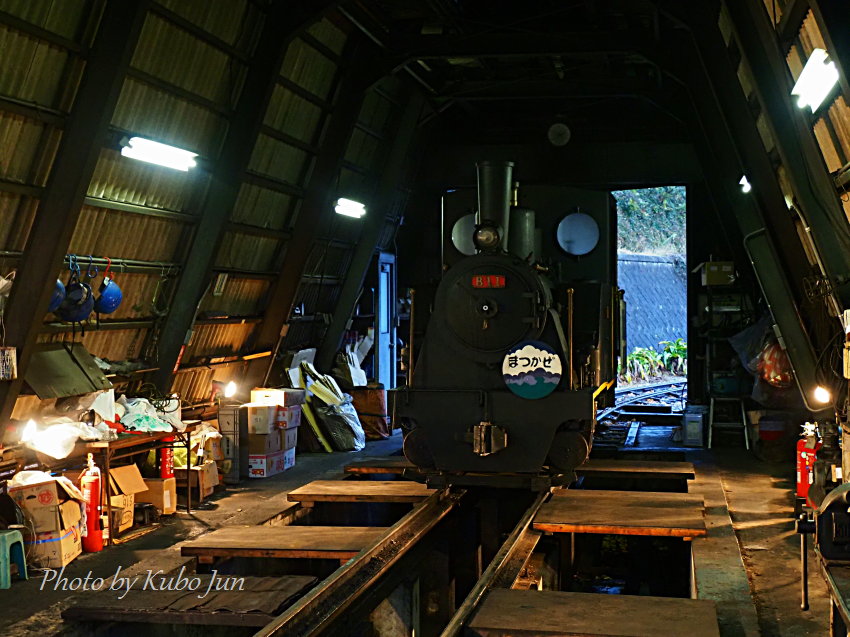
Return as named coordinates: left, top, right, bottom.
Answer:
left=103, top=256, right=112, bottom=279
left=86, top=255, right=98, bottom=280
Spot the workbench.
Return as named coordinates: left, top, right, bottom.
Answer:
left=38, top=424, right=197, bottom=545
left=467, top=589, right=721, bottom=636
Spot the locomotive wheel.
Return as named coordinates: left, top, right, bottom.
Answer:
left=403, top=428, right=436, bottom=469
left=547, top=430, right=590, bottom=474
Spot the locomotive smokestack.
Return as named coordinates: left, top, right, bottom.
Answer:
left=476, top=161, right=514, bottom=250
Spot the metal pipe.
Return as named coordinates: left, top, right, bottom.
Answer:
left=800, top=521, right=809, bottom=611
left=567, top=288, right=574, bottom=390
left=408, top=288, right=416, bottom=386
left=476, top=161, right=514, bottom=249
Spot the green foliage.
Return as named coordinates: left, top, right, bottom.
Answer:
left=621, top=340, right=688, bottom=382
left=660, top=338, right=688, bottom=375
left=614, top=186, right=686, bottom=254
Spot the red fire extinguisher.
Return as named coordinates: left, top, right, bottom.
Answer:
left=80, top=453, right=104, bottom=552
left=159, top=436, right=174, bottom=479
left=796, top=435, right=822, bottom=504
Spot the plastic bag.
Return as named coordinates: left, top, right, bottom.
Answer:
left=315, top=396, right=366, bottom=451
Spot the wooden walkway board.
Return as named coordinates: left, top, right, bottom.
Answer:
left=62, top=575, right=316, bottom=627
left=181, top=526, right=386, bottom=560
left=536, top=489, right=706, bottom=537
left=344, top=457, right=417, bottom=474
left=288, top=480, right=435, bottom=503
left=577, top=459, right=695, bottom=480
left=468, top=589, right=720, bottom=637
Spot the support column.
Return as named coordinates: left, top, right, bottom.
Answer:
left=315, top=93, right=425, bottom=371
left=151, top=1, right=339, bottom=390
left=254, top=51, right=381, bottom=358
left=0, top=0, right=150, bottom=425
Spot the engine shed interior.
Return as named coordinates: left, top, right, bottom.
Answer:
left=0, top=1, right=849, bottom=636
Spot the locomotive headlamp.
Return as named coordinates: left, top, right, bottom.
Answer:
left=473, top=223, right=501, bottom=251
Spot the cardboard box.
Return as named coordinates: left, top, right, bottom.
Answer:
left=248, top=431, right=282, bottom=455
left=10, top=478, right=83, bottom=534
left=282, top=427, right=298, bottom=451
left=248, top=447, right=295, bottom=478
left=278, top=405, right=301, bottom=430
left=204, top=437, right=224, bottom=461
left=244, top=403, right=302, bottom=434
left=696, top=261, right=735, bottom=286
left=245, top=404, right=281, bottom=434
left=109, top=464, right=149, bottom=534
left=218, top=406, right=249, bottom=484
left=25, top=522, right=82, bottom=569
left=175, top=460, right=220, bottom=500
left=251, top=387, right=306, bottom=406
left=283, top=446, right=295, bottom=471
left=135, top=477, right=177, bottom=515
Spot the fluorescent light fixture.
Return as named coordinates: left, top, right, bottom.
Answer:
left=121, top=136, right=198, bottom=171
left=814, top=385, right=832, bottom=404
left=792, top=48, right=839, bottom=113
left=739, top=175, right=752, bottom=193
left=224, top=381, right=237, bottom=398
left=334, top=198, right=366, bottom=218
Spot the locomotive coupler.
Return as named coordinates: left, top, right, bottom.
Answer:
left=470, top=421, right=508, bottom=456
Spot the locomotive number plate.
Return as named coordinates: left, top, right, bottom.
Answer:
left=471, top=274, right=505, bottom=288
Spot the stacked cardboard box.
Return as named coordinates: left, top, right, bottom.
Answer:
left=218, top=406, right=249, bottom=484
left=9, top=477, right=84, bottom=568
left=246, top=397, right=302, bottom=478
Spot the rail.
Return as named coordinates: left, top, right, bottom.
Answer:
left=256, top=488, right=462, bottom=637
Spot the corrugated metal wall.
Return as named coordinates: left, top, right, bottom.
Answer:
left=0, top=2, right=418, bottom=406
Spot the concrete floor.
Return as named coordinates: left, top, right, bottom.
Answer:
left=1, top=429, right=834, bottom=637
left=715, top=445, right=830, bottom=636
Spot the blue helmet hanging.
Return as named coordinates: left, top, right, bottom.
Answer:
left=94, top=257, right=122, bottom=315
left=48, top=279, right=65, bottom=313
left=57, top=255, right=94, bottom=323
left=94, top=277, right=122, bottom=314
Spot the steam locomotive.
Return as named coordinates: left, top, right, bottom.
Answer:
left=395, top=161, right=623, bottom=488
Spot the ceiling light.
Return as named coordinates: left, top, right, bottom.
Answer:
left=739, top=176, right=752, bottom=193
left=224, top=381, right=237, bottom=398
left=335, top=198, right=366, bottom=218
left=120, top=136, right=198, bottom=171
left=814, top=385, right=832, bottom=404
left=792, top=48, right=839, bottom=113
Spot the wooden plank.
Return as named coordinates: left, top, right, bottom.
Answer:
left=182, top=526, right=385, bottom=560
left=468, top=589, right=720, bottom=637
left=63, top=575, right=316, bottom=626
left=535, top=489, right=706, bottom=537
left=577, top=459, right=695, bottom=480
left=344, top=457, right=417, bottom=474
left=287, top=480, right=435, bottom=503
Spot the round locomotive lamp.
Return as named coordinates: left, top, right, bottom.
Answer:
left=451, top=213, right=477, bottom=255
left=473, top=222, right=501, bottom=251
left=556, top=212, right=599, bottom=255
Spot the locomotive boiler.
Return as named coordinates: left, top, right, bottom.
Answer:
left=395, top=161, right=623, bottom=488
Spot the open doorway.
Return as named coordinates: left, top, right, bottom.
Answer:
left=612, top=186, right=687, bottom=447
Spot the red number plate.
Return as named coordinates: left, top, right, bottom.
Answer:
left=471, top=275, right=506, bottom=288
